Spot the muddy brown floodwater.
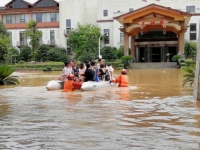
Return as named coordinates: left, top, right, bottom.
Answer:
left=0, top=69, right=200, bottom=150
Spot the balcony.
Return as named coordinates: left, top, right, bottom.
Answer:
left=48, top=40, right=56, bottom=47
left=64, top=28, right=72, bottom=37
left=17, top=41, right=28, bottom=47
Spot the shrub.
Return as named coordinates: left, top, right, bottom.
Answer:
left=77, top=52, right=95, bottom=62
left=36, top=44, right=51, bottom=62
left=18, top=60, right=25, bottom=64
left=0, top=65, right=19, bottom=85
left=185, top=58, right=195, bottom=66
left=116, top=47, right=124, bottom=58
left=185, top=41, right=197, bottom=59
left=47, top=48, right=70, bottom=62
left=101, top=46, right=117, bottom=60
left=19, top=46, right=31, bottom=62
left=172, top=55, right=181, bottom=61
left=121, top=55, right=132, bottom=68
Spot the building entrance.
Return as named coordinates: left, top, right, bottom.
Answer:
left=152, top=47, right=161, bottom=62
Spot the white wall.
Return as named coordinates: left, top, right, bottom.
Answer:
left=185, top=16, right=200, bottom=41
left=8, top=28, right=59, bottom=48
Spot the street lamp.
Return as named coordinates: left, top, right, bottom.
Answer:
left=98, top=33, right=108, bottom=59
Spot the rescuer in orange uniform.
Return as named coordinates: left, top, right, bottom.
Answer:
left=62, top=74, right=74, bottom=92
left=115, top=69, right=129, bottom=87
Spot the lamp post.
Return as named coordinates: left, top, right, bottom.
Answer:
left=98, top=33, right=108, bottom=59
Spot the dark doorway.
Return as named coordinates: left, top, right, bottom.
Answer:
left=152, top=47, right=161, bottom=62
left=168, top=46, right=177, bottom=62
left=139, top=47, right=145, bottom=62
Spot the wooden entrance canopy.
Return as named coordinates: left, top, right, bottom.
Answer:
left=114, top=4, right=192, bottom=56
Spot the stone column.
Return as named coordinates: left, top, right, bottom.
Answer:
left=178, top=30, right=185, bottom=54
left=0, top=15, right=2, bottom=21
left=124, top=32, right=129, bottom=55
left=131, top=37, right=135, bottom=58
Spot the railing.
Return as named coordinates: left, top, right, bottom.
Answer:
left=48, top=40, right=56, bottom=46
left=17, top=41, right=28, bottom=47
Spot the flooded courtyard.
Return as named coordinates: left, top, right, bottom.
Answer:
left=0, top=69, right=200, bottom=150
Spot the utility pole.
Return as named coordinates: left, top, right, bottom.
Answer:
left=194, top=22, right=200, bottom=100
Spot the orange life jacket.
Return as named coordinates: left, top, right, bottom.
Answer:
left=116, top=75, right=129, bottom=87
left=72, top=82, right=82, bottom=90
left=62, top=80, right=74, bottom=92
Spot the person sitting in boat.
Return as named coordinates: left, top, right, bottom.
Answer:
left=115, top=69, right=129, bottom=87
left=59, top=61, right=73, bottom=81
left=79, top=63, right=86, bottom=77
left=72, top=77, right=83, bottom=90
left=96, top=58, right=103, bottom=70
left=107, top=64, right=115, bottom=81
left=84, top=63, right=95, bottom=82
left=72, top=60, right=79, bottom=77
left=63, top=74, right=74, bottom=92
left=99, top=64, right=107, bottom=80
left=90, top=60, right=96, bottom=71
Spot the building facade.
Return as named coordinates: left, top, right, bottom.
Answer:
left=0, top=0, right=199, bottom=62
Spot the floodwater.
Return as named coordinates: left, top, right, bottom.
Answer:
left=0, top=69, right=200, bottom=150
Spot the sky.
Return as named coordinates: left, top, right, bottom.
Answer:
left=0, top=0, right=60, bottom=7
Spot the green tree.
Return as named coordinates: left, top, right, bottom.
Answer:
left=0, top=21, right=9, bottom=37
left=67, top=24, right=101, bottom=57
left=19, top=46, right=31, bottom=62
left=101, top=46, right=117, bottom=60
left=185, top=41, right=197, bottom=59
left=36, top=44, right=51, bottom=62
left=0, top=35, right=10, bottom=63
left=25, top=20, right=42, bottom=61
left=0, top=21, right=10, bottom=64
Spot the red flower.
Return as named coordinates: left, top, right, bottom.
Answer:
left=151, top=21, right=155, bottom=26
left=160, top=20, right=164, bottom=25
left=142, top=0, right=147, bottom=2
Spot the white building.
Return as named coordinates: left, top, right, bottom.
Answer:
left=0, top=0, right=199, bottom=62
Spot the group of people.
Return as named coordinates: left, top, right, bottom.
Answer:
left=59, top=58, right=129, bottom=92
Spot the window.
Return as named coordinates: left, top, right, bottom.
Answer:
left=104, top=29, right=110, bottom=44
left=50, top=13, right=56, bottom=22
left=66, top=19, right=71, bottom=27
left=66, top=19, right=71, bottom=34
left=36, top=14, right=42, bottom=22
left=6, top=15, right=12, bottom=24
left=120, top=26, right=124, bottom=43
left=190, top=23, right=196, bottom=40
left=129, top=8, right=134, bottom=12
left=20, top=14, right=25, bottom=23
left=67, top=47, right=72, bottom=54
left=19, top=31, right=27, bottom=46
left=103, top=10, right=108, bottom=16
left=8, top=32, right=12, bottom=46
left=50, top=30, right=55, bottom=45
left=186, top=6, right=195, bottom=13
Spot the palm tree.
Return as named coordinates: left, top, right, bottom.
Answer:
left=182, top=64, right=195, bottom=86
left=0, top=65, right=19, bottom=85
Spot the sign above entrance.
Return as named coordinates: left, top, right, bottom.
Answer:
left=139, top=20, right=168, bottom=28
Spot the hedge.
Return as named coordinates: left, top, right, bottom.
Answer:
left=9, top=62, right=64, bottom=71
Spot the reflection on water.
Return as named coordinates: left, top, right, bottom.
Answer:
left=0, top=69, right=200, bottom=149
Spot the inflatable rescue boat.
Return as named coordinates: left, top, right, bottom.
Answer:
left=46, top=80, right=116, bottom=91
